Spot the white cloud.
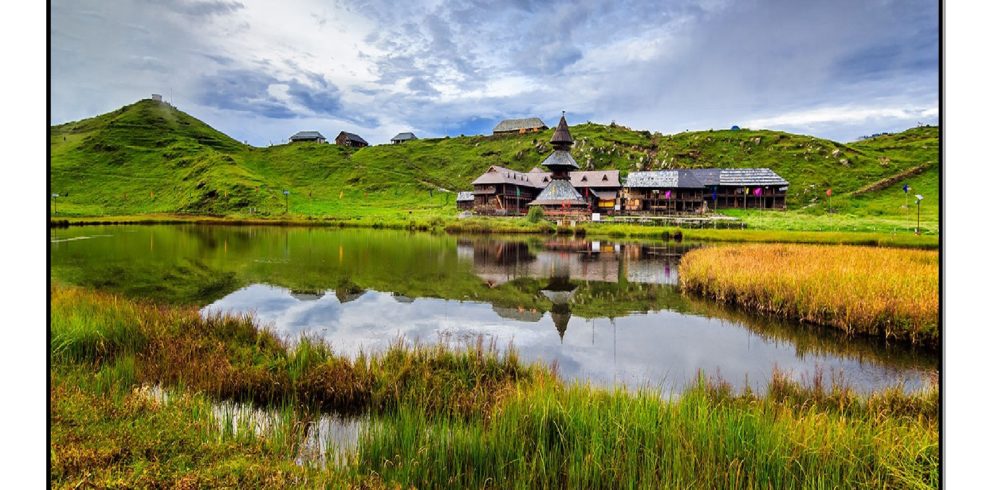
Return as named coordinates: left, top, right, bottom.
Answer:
left=51, top=0, right=939, bottom=144
left=744, top=105, right=940, bottom=130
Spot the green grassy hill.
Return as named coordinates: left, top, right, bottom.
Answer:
left=51, top=99, right=939, bottom=229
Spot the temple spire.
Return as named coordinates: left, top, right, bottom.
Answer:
left=550, top=112, right=574, bottom=151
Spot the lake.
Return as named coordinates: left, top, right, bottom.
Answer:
left=50, top=225, right=937, bottom=393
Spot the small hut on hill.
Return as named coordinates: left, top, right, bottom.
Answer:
left=335, top=131, right=368, bottom=147
left=290, top=131, right=327, bottom=143
left=390, top=132, right=417, bottom=144
left=493, top=118, right=548, bottom=135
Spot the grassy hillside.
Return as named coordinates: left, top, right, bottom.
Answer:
left=50, top=100, right=940, bottom=230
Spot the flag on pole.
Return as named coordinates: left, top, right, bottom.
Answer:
left=903, top=184, right=910, bottom=193
left=826, top=188, right=832, bottom=197
left=664, top=190, right=671, bottom=199
left=753, top=187, right=762, bottom=197
left=744, top=187, right=749, bottom=195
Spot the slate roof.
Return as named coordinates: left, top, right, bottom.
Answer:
left=337, top=131, right=368, bottom=145
left=391, top=132, right=417, bottom=142
left=687, top=168, right=722, bottom=186
left=493, top=118, right=548, bottom=133
left=472, top=166, right=542, bottom=186
left=625, top=170, right=705, bottom=189
left=540, top=150, right=580, bottom=170
left=529, top=179, right=588, bottom=206
left=456, top=191, right=474, bottom=202
left=570, top=170, right=621, bottom=188
left=717, top=168, right=788, bottom=186
left=525, top=169, right=621, bottom=189
left=290, top=131, right=325, bottom=141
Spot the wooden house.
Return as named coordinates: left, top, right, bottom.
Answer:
left=493, top=118, right=548, bottom=135
left=290, top=131, right=327, bottom=143
left=335, top=131, right=368, bottom=147
left=623, top=170, right=706, bottom=213
left=456, top=191, right=475, bottom=210
left=390, top=132, right=417, bottom=144
left=471, top=166, right=542, bottom=215
left=711, top=168, right=788, bottom=209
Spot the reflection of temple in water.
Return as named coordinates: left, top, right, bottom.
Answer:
left=541, top=275, right=578, bottom=342
left=461, top=237, right=696, bottom=287
left=461, top=237, right=697, bottom=341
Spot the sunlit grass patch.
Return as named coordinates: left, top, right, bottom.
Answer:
left=679, top=244, right=939, bottom=346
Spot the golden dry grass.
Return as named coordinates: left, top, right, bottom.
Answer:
left=678, top=244, right=939, bottom=346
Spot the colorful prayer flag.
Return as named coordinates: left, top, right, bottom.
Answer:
left=826, top=188, right=832, bottom=197
left=753, top=187, right=762, bottom=197
left=903, top=184, right=910, bottom=193
left=664, top=190, right=671, bottom=199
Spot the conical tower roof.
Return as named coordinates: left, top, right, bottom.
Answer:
left=550, top=114, right=573, bottom=147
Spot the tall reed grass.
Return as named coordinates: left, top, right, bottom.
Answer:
left=679, top=244, right=939, bottom=346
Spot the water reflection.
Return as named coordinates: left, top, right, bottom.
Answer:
left=51, top=225, right=938, bottom=393
left=205, top=282, right=931, bottom=393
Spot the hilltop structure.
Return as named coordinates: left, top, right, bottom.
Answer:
left=493, top=117, right=548, bottom=135
left=335, top=131, right=368, bottom=148
left=390, top=132, right=417, bottom=144
left=289, top=131, right=326, bottom=143
left=528, top=114, right=588, bottom=215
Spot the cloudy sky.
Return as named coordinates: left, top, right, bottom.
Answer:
left=51, top=0, right=938, bottom=145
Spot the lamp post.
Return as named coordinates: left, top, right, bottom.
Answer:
left=283, top=190, right=290, bottom=214
left=914, top=194, right=923, bottom=234
left=51, top=193, right=59, bottom=215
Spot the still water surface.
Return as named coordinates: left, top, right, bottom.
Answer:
left=51, top=225, right=937, bottom=393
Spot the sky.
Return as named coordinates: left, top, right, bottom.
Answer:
left=51, top=0, right=939, bottom=145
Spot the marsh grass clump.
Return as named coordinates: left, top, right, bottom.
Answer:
left=678, top=244, right=939, bottom=346
left=51, top=285, right=539, bottom=414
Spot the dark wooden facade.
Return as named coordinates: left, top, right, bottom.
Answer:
left=472, top=183, right=540, bottom=215
left=711, top=186, right=788, bottom=210
left=335, top=131, right=368, bottom=148
left=623, top=188, right=706, bottom=213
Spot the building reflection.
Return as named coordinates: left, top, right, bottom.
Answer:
left=462, top=237, right=693, bottom=287
left=541, top=275, right=578, bottom=342
left=461, top=237, right=696, bottom=340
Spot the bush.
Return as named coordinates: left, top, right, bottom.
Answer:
left=526, top=207, right=544, bottom=223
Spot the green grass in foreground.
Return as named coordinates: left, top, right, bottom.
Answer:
left=51, top=285, right=939, bottom=488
